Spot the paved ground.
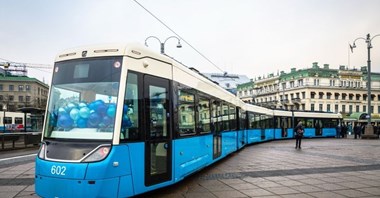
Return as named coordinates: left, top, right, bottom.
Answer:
left=1, top=137, right=380, bottom=198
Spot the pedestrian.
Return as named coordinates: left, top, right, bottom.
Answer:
left=354, top=122, right=361, bottom=139
left=336, top=123, right=341, bottom=138
left=294, top=121, right=304, bottom=149
left=341, top=123, right=348, bottom=138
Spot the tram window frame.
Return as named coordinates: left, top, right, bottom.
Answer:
left=120, top=71, right=142, bottom=142
left=198, top=96, right=211, bottom=134
left=15, top=117, right=23, bottom=124
left=238, top=109, right=247, bottom=130
left=178, top=89, right=196, bottom=136
left=211, top=100, right=221, bottom=132
left=229, top=105, right=237, bottom=130
left=222, top=103, right=229, bottom=131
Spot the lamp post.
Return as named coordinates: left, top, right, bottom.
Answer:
left=350, top=33, right=380, bottom=138
left=144, top=36, right=182, bottom=54
left=2, top=104, right=6, bottom=133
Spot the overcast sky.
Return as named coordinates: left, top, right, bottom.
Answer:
left=1, top=0, right=380, bottom=84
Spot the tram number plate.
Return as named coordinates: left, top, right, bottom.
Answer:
left=51, top=165, right=66, bottom=176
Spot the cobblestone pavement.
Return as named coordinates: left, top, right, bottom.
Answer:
left=1, top=137, right=380, bottom=198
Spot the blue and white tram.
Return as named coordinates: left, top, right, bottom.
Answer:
left=35, top=43, right=340, bottom=197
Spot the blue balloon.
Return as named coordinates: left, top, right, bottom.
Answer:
left=79, top=107, right=90, bottom=119
left=123, top=105, right=128, bottom=113
left=107, top=106, right=116, bottom=118
left=58, top=107, right=66, bottom=114
left=87, top=112, right=101, bottom=127
left=70, top=108, right=80, bottom=121
left=102, top=116, right=114, bottom=126
left=88, top=102, right=96, bottom=111
left=97, top=103, right=107, bottom=115
left=122, top=114, right=132, bottom=127
left=77, top=118, right=87, bottom=128
left=78, top=102, right=87, bottom=108
left=57, top=114, right=73, bottom=128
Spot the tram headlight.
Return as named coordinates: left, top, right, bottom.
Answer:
left=82, top=145, right=111, bottom=162
left=38, top=143, right=46, bottom=159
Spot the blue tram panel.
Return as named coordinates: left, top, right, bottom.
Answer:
left=35, top=146, right=135, bottom=197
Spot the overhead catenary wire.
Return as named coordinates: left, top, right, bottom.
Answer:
left=133, top=0, right=225, bottom=74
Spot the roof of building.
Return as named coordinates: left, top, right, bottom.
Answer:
left=0, top=75, right=48, bottom=87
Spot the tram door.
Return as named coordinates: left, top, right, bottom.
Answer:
left=212, top=101, right=222, bottom=159
left=144, top=75, right=172, bottom=186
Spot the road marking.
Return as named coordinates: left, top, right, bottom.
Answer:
left=0, top=154, right=37, bottom=162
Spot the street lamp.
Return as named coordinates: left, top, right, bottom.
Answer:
left=350, top=33, right=380, bottom=138
left=3, top=104, right=6, bottom=133
left=144, top=36, right=182, bottom=54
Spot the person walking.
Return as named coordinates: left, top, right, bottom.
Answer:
left=294, top=121, right=304, bottom=149
left=336, top=123, right=341, bottom=138
left=354, top=122, right=361, bottom=139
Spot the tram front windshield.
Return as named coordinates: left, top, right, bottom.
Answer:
left=44, top=57, right=122, bottom=140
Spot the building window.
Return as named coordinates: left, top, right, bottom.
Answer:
left=349, top=105, right=353, bottom=113
left=363, top=105, right=366, bottom=112
left=342, top=105, right=346, bottom=113
left=330, top=80, right=335, bottom=86
left=314, top=79, right=319, bottom=86
left=319, top=92, right=323, bottom=99
left=363, top=95, right=367, bottom=101
left=371, top=106, right=374, bottom=113
left=335, top=104, right=339, bottom=113
left=290, top=81, right=294, bottom=88
left=26, top=85, right=30, bottom=91
left=18, top=85, right=24, bottom=92
left=9, top=85, right=14, bottom=91
left=18, top=96, right=23, bottom=102
left=302, top=92, right=305, bottom=99
left=334, top=93, right=339, bottom=100
left=298, top=79, right=303, bottom=86
left=319, top=104, right=323, bottom=111
left=8, top=95, right=14, bottom=101
left=378, top=106, right=380, bottom=114
left=26, top=96, right=31, bottom=102
left=301, top=104, right=305, bottom=110
left=349, top=95, right=353, bottom=100
left=327, top=104, right=331, bottom=112
left=356, top=105, right=360, bottom=112
left=311, top=92, right=315, bottom=99
left=311, top=104, right=315, bottom=111
left=0, top=84, right=2, bottom=91
left=356, top=95, right=360, bottom=101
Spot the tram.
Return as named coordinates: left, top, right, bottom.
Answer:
left=35, top=43, right=341, bottom=197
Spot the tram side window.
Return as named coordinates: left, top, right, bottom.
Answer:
left=178, top=90, right=195, bottom=136
left=211, top=101, right=220, bottom=132
left=15, top=117, right=23, bottom=124
left=198, top=97, right=210, bottom=134
left=239, top=110, right=246, bottom=130
left=121, top=72, right=140, bottom=140
left=4, top=117, right=12, bottom=124
left=305, top=118, right=313, bottom=128
left=229, top=105, right=236, bottom=130
left=322, top=118, right=336, bottom=128
left=222, top=103, right=229, bottom=131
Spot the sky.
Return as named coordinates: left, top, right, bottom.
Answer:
left=1, top=0, right=380, bottom=85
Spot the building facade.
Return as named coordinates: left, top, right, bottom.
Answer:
left=0, top=75, right=49, bottom=112
left=237, top=63, right=380, bottom=116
